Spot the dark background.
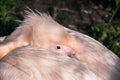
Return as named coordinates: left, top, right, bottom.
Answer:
left=0, top=0, right=120, bottom=57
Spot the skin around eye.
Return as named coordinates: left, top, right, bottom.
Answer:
left=49, top=43, right=75, bottom=57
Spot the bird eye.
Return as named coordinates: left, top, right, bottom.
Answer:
left=56, top=45, right=61, bottom=49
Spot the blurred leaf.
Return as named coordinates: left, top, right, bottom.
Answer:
left=105, top=6, right=112, bottom=12
left=0, top=0, right=22, bottom=36
left=115, top=0, right=120, bottom=6
left=100, top=29, right=107, bottom=41
left=89, top=24, right=120, bottom=56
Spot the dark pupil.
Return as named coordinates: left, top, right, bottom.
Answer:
left=56, top=46, right=61, bottom=49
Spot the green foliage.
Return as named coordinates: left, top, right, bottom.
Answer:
left=115, top=0, right=120, bottom=6
left=89, top=24, right=120, bottom=56
left=0, top=0, right=22, bottom=36
left=90, top=0, right=120, bottom=56
left=0, top=0, right=15, bottom=25
left=105, top=0, right=120, bottom=24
